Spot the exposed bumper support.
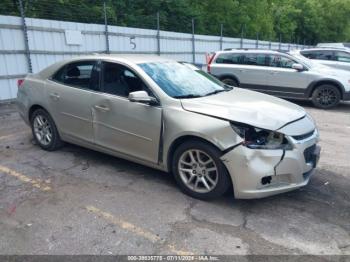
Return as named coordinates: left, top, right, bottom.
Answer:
left=221, top=133, right=320, bottom=199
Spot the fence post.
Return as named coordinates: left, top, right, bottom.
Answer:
left=279, top=34, right=282, bottom=50
left=191, top=18, right=195, bottom=64
left=156, top=12, right=160, bottom=56
left=18, top=0, right=32, bottom=73
left=240, top=25, right=244, bottom=48
left=220, top=24, right=223, bottom=50
left=256, top=32, right=259, bottom=49
left=103, top=1, right=110, bottom=54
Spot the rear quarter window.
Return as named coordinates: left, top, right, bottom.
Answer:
left=215, top=53, right=242, bottom=64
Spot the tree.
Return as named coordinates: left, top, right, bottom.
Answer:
left=1, top=0, right=349, bottom=43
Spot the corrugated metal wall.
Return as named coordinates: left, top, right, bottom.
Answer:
left=0, top=15, right=306, bottom=101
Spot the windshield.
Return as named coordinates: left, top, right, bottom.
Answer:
left=180, top=62, right=227, bottom=88
left=138, top=61, right=230, bottom=98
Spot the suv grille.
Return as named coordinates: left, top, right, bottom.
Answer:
left=292, top=130, right=315, bottom=141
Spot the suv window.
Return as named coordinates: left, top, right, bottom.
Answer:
left=334, top=51, right=350, bottom=63
left=102, top=62, right=151, bottom=97
left=241, top=54, right=268, bottom=66
left=268, top=55, right=295, bottom=68
left=300, top=50, right=334, bottom=60
left=215, top=53, right=242, bottom=64
left=52, top=60, right=98, bottom=90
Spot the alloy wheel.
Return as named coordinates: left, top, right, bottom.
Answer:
left=316, top=88, right=338, bottom=107
left=178, top=149, right=218, bottom=193
left=33, top=114, right=53, bottom=146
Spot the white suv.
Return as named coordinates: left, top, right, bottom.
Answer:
left=294, top=48, right=350, bottom=71
left=208, top=49, right=350, bottom=109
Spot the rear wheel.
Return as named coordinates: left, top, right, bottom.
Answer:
left=311, top=84, right=341, bottom=109
left=30, top=109, right=63, bottom=151
left=172, top=140, right=231, bottom=200
left=221, top=77, right=239, bottom=87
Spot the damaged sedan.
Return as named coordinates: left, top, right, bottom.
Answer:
left=16, top=55, right=320, bottom=199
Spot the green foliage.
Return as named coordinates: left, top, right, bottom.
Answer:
left=1, top=0, right=350, bottom=44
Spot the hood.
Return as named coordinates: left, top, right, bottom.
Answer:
left=181, top=88, right=306, bottom=131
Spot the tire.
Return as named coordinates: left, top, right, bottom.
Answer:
left=311, top=84, right=341, bottom=109
left=221, top=77, right=239, bottom=87
left=30, top=108, right=63, bottom=151
left=172, top=140, right=231, bottom=200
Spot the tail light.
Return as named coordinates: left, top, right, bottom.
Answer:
left=207, top=53, right=215, bottom=74
left=17, top=79, right=24, bottom=88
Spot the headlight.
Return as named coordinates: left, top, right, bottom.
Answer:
left=231, top=123, right=292, bottom=150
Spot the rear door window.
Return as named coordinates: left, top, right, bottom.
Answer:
left=215, top=53, right=242, bottom=64
left=301, top=50, right=334, bottom=60
left=52, top=60, right=99, bottom=90
left=241, top=54, right=268, bottom=66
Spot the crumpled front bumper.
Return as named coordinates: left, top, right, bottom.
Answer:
left=221, top=130, right=320, bottom=199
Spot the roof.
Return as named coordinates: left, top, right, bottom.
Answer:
left=293, top=47, right=350, bottom=52
left=70, top=54, right=174, bottom=64
left=216, top=49, right=281, bottom=55
left=37, top=54, right=174, bottom=79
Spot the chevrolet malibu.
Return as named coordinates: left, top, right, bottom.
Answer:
left=16, top=55, right=321, bottom=200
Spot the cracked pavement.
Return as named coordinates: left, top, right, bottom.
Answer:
left=0, top=101, right=349, bottom=255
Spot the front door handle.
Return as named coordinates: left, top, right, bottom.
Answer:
left=49, top=93, right=60, bottom=100
left=270, top=71, right=278, bottom=75
left=94, top=105, right=110, bottom=112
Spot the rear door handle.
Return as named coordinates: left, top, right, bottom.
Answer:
left=49, top=93, right=60, bottom=100
left=94, top=105, right=110, bottom=112
left=270, top=71, right=278, bottom=75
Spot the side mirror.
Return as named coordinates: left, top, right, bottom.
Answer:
left=128, top=91, right=158, bottom=105
left=292, top=63, right=305, bottom=71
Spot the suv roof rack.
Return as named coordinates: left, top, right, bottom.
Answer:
left=223, top=48, right=280, bottom=52
left=223, top=48, right=259, bottom=51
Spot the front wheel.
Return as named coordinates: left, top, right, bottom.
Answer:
left=172, top=140, right=231, bottom=200
left=311, top=85, right=341, bottom=109
left=221, top=77, right=239, bottom=87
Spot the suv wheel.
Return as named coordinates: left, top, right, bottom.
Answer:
left=30, top=109, right=63, bottom=151
left=172, top=140, right=231, bottom=200
left=221, top=77, right=239, bottom=87
left=311, top=84, right=341, bottom=109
